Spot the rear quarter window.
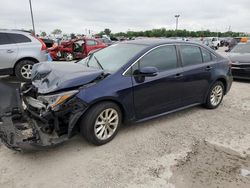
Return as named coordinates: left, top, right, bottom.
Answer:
left=201, top=48, right=212, bottom=62
left=7, top=33, right=31, bottom=43
left=211, top=53, right=218, bottom=60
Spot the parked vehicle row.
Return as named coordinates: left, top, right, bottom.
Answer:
left=48, top=37, right=107, bottom=61
left=226, top=42, right=250, bottom=80
left=0, top=39, right=233, bottom=151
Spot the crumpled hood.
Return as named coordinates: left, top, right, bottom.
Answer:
left=31, top=62, right=104, bottom=94
left=222, top=52, right=250, bottom=63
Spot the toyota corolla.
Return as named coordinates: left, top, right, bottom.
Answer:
left=0, top=39, right=233, bottom=151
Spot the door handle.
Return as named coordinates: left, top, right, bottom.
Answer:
left=7, top=49, right=14, bottom=53
left=175, top=73, right=183, bottom=79
left=206, top=66, right=212, bottom=71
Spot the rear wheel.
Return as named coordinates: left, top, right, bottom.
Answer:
left=15, top=60, right=35, bottom=82
left=204, top=81, right=224, bottom=109
left=80, top=102, right=122, bottom=145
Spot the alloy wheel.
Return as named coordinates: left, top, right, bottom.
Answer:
left=21, top=64, right=33, bottom=79
left=210, top=85, right=223, bottom=106
left=94, top=108, right=119, bottom=140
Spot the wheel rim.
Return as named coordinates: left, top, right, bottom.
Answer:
left=94, top=108, right=119, bottom=140
left=210, top=85, right=223, bottom=106
left=66, top=53, right=73, bottom=61
left=21, top=64, right=33, bottom=79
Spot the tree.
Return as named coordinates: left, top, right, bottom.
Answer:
left=40, top=31, right=47, bottom=37
left=70, top=33, right=76, bottom=39
left=112, top=29, right=243, bottom=38
left=104, top=28, right=111, bottom=36
left=52, top=29, right=62, bottom=36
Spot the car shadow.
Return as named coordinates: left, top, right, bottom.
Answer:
left=0, top=76, right=21, bottom=110
left=233, top=78, right=250, bottom=83
left=0, top=75, right=20, bottom=83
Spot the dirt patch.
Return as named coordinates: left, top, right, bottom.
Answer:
left=170, top=141, right=250, bottom=188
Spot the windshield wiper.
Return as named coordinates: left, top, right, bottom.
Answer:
left=86, top=54, right=92, bottom=67
left=94, top=56, right=104, bottom=70
left=86, top=54, right=103, bottom=70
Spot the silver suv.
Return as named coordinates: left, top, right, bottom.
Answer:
left=0, top=30, right=48, bottom=81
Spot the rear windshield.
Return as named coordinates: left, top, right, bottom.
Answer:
left=230, top=43, right=250, bottom=53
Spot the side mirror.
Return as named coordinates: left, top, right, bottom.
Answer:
left=138, top=66, right=158, bottom=77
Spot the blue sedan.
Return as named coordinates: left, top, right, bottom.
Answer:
left=0, top=39, right=233, bottom=151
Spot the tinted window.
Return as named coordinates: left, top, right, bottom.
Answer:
left=180, top=45, right=202, bottom=66
left=230, top=43, right=250, bottom=53
left=87, top=40, right=97, bottom=46
left=0, top=33, right=11, bottom=45
left=139, top=45, right=178, bottom=71
left=201, top=48, right=212, bottom=62
left=7, top=33, right=31, bottom=43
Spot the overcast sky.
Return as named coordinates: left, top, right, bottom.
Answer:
left=1, top=0, right=250, bottom=35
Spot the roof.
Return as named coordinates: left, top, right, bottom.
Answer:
left=122, top=38, right=201, bottom=47
left=0, top=29, right=32, bottom=35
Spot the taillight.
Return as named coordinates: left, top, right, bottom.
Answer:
left=32, top=35, right=47, bottom=51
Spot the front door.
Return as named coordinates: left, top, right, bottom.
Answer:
left=132, top=45, right=183, bottom=119
left=0, top=33, right=18, bottom=70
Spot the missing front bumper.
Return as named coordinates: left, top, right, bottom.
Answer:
left=0, top=85, right=87, bottom=152
left=0, top=108, right=68, bottom=152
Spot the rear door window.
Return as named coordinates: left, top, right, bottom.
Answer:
left=7, top=33, right=31, bottom=43
left=179, top=45, right=203, bottom=66
left=0, top=33, right=12, bottom=45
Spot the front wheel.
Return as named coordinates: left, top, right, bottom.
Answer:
left=80, top=102, right=122, bottom=145
left=204, top=81, right=224, bottom=109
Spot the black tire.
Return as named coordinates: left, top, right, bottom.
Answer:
left=15, top=60, right=35, bottom=82
left=64, top=52, right=74, bottom=61
left=204, top=81, right=225, bottom=109
left=80, top=102, right=122, bottom=145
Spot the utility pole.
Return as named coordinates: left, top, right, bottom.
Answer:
left=29, top=0, right=35, bottom=35
left=175, top=15, right=180, bottom=30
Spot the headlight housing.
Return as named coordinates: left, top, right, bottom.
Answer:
left=37, top=90, right=79, bottom=111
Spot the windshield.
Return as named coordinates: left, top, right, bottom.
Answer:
left=230, top=43, right=250, bottom=53
left=78, top=43, right=146, bottom=72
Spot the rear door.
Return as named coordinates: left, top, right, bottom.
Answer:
left=131, top=45, right=183, bottom=119
left=178, top=45, right=214, bottom=105
left=0, top=32, right=18, bottom=70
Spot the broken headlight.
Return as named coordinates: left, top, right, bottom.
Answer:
left=37, top=90, right=79, bottom=111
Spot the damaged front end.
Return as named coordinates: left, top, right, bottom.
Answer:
left=0, top=84, right=87, bottom=152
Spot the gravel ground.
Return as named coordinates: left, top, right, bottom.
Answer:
left=0, top=73, right=250, bottom=187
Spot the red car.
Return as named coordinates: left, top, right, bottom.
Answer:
left=48, top=38, right=107, bottom=61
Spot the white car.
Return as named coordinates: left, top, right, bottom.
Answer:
left=210, top=37, right=221, bottom=49
left=0, top=30, right=48, bottom=81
